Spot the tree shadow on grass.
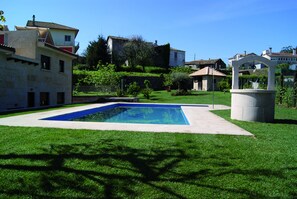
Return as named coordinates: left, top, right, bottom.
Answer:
left=273, top=119, right=297, bottom=125
left=0, top=139, right=296, bottom=198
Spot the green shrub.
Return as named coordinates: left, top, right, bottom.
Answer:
left=116, top=88, right=125, bottom=97
left=217, top=79, right=231, bottom=91
left=171, top=72, right=192, bottom=92
left=284, top=87, right=294, bottom=107
left=142, top=80, right=153, bottom=99
left=170, top=66, right=193, bottom=74
left=127, top=82, right=141, bottom=97
left=118, top=65, right=143, bottom=72
left=145, top=66, right=168, bottom=74
left=142, top=88, right=153, bottom=99
left=163, top=74, right=173, bottom=87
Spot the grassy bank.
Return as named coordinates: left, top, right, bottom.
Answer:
left=0, top=91, right=296, bottom=198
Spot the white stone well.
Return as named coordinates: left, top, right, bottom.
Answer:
left=230, top=55, right=277, bottom=122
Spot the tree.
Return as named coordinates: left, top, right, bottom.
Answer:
left=280, top=46, right=294, bottom=53
left=123, top=36, right=154, bottom=71
left=84, top=35, right=110, bottom=70
left=277, top=63, right=290, bottom=105
left=0, top=10, right=6, bottom=31
left=171, top=72, right=192, bottom=92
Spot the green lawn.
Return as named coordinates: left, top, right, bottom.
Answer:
left=0, top=91, right=296, bottom=198
left=140, top=90, right=231, bottom=106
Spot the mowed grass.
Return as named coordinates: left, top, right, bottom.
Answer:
left=0, top=91, right=296, bottom=198
left=140, top=90, right=231, bottom=106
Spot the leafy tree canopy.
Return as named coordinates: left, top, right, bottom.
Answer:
left=123, top=36, right=154, bottom=70
left=0, top=10, right=6, bottom=31
left=280, top=46, right=294, bottom=53
left=84, top=35, right=110, bottom=70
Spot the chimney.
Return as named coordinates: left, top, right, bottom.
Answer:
left=33, top=15, right=36, bottom=26
left=269, top=47, right=272, bottom=55
left=293, top=48, right=296, bottom=56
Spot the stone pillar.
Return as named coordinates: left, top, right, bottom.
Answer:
left=232, top=64, right=239, bottom=89
left=267, top=64, right=275, bottom=90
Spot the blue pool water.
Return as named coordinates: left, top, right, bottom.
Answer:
left=43, top=103, right=189, bottom=125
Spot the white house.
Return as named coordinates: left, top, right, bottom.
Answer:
left=0, top=26, right=77, bottom=112
left=262, top=48, right=297, bottom=70
left=23, top=15, right=79, bottom=54
left=169, top=48, right=185, bottom=67
left=228, top=52, right=258, bottom=68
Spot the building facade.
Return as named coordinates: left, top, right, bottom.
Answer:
left=24, top=16, right=79, bottom=53
left=169, top=48, right=185, bottom=67
left=189, top=67, right=227, bottom=91
left=107, top=36, right=129, bottom=66
left=0, top=28, right=77, bottom=112
left=186, top=59, right=226, bottom=70
left=262, top=48, right=297, bottom=70
left=107, top=35, right=186, bottom=67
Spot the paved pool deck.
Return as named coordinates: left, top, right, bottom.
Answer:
left=0, top=103, right=253, bottom=136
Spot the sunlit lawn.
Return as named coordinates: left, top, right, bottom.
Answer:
left=140, top=90, right=231, bottom=106
left=0, top=91, right=296, bottom=198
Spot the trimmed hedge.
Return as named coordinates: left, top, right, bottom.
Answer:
left=73, top=70, right=164, bottom=90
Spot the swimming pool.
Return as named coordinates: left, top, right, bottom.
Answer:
left=42, top=103, right=189, bottom=125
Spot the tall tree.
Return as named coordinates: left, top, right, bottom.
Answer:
left=0, top=10, right=6, bottom=31
left=123, top=36, right=154, bottom=70
left=84, top=35, right=110, bottom=70
left=280, top=46, right=294, bottom=53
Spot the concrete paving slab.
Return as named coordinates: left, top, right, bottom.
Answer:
left=0, top=103, right=253, bottom=136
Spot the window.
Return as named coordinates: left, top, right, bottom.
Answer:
left=57, top=92, right=65, bottom=104
left=174, top=52, right=178, bottom=61
left=27, top=92, right=35, bottom=107
left=0, top=34, right=4, bottom=45
left=65, top=35, right=71, bottom=42
left=41, top=55, right=51, bottom=70
left=59, top=60, right=65, bottom=72
left=40, top=92, right=50, bottom=106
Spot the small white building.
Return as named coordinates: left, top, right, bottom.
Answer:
left=0, top=27, right=77, bottom=112
left=189, top=67, right=226, bottom=91
left=169, top=48, right=185, bottom=67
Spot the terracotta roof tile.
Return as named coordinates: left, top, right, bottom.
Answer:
left=189, top=67, right=226, bottom=77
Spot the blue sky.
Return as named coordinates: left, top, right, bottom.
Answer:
left=2, top=0, right=297, bottom=64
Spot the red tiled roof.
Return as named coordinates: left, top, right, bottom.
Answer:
left=269, top=52, right=297, bottom=57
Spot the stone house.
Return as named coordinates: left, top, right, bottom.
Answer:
left=0, top=26, right=77, bottom=112
left=107, top=36, right=129, bottom=66
left=186, top=59, right=226, bottom=70
left=107, top=35, right=186, bottom=67
left=169, top=48, right=185, bottom=67
left=189, top=67, right=227, bottom=91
